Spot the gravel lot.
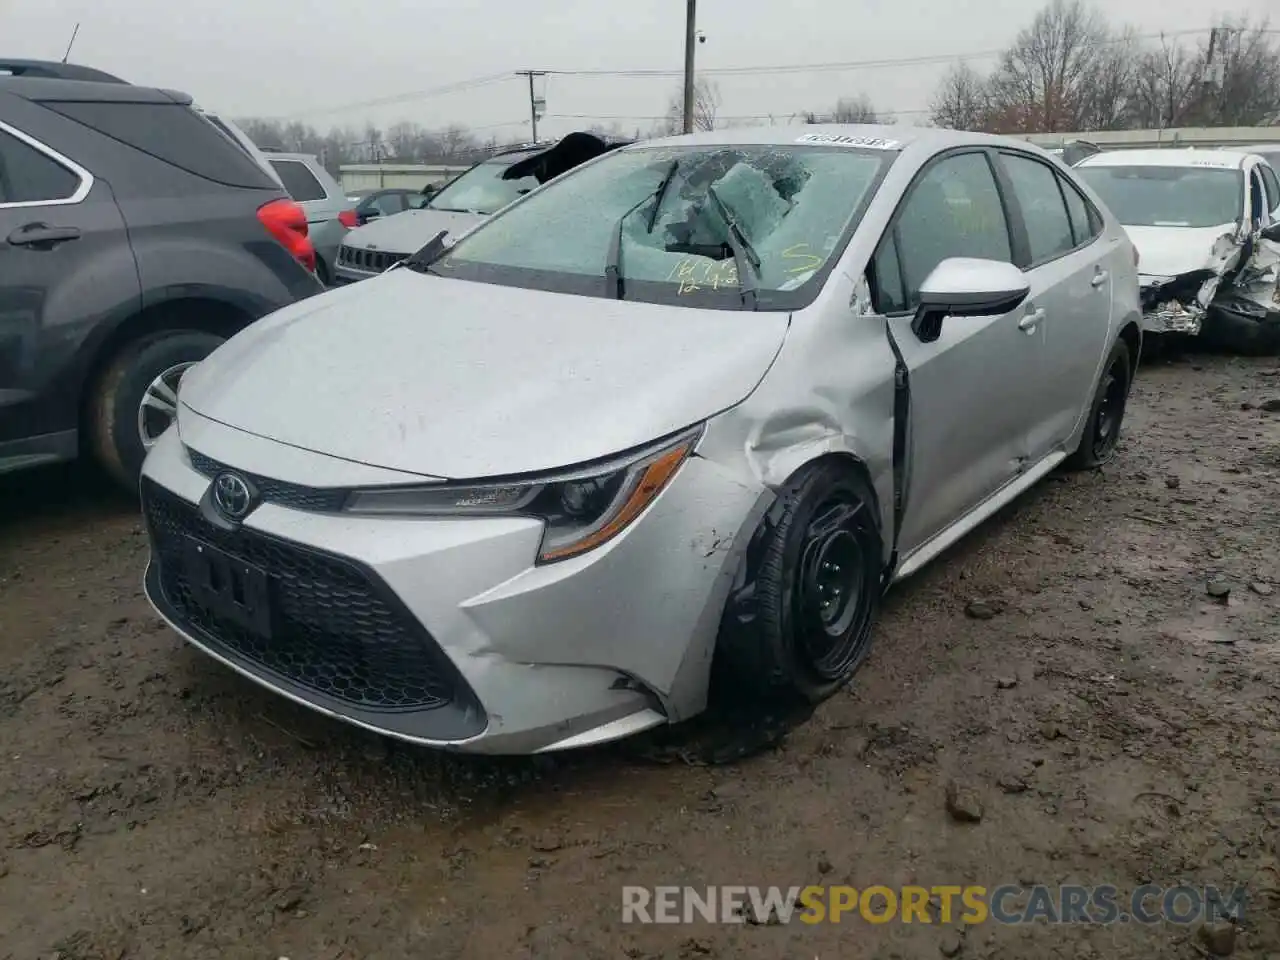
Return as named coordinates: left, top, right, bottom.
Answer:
left=2, top=352, right=1279, bottom=960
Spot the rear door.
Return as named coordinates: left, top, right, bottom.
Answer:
left=0, top=116, right=135, bottom=448
left=994, top=150, right=1115, bottom=459
left=871, top=149, right=1041, bottom=556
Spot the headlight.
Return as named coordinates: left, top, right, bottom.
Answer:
left=343, top=426, right=702, bottom=563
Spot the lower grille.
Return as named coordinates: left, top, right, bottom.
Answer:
left=143, top=479, right=459, bottom=711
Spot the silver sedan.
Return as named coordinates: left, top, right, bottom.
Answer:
left=140, top=125, right=1142, bottom=754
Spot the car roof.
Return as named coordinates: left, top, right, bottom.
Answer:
left=1077, top=148, right=1250, bottom=170
left=625, top=123, right=1018, bottom=153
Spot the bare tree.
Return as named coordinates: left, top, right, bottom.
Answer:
left=803, top=94, right=892, bottom=125
left=930, top=62, right=993, bottom=130
left=1129, top=33, right=1201, bottom=128
left=986, top=0, right=1112, bottom=132
left=1077, top=27, right=1138, bottom=130
left=664, top=78, right=721, bottom=133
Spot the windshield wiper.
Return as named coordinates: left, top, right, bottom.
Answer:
left=603, top=160, right=682, bottom=301
left=402, top=229, right=450, bottom=274
left=705, top=184, right=760, bottom=310
left=646, top=159, right=680, bottom=234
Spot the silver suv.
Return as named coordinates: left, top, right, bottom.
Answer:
left=264, top=152, right=354, bottom=287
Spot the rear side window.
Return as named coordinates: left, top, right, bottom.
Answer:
left=43, top=101, right=275, bottom=189
left=1000, top=153, right=1075, bottom=264
left=890, top=151, right=1013, bottom=311
left=269, top=159, right=327, bottom=203
left=0, top=128, right=81, bottom=203
left=1059, top=176, right=1100, bottom=246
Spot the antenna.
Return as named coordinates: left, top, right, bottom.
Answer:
left=61, top=23, right=81, bottom=64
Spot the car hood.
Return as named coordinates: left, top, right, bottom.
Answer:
left=179, top=271, right=789, bottom=479
left=341, top=208, right=488, bottom=255
left=1126, top=223, right=1238, bottom=280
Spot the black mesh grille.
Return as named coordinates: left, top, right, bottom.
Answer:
left=144, top=479, right=458, bottom=711
left=187, top=449, right=348, bottom=513
left=337, top=244, right=405, bottom=274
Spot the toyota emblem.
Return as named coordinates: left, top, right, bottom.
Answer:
left=212, top=472, right=253, bottom=520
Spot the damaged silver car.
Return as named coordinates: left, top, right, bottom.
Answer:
left=1076, top=149, right=1280, bottom=351
left=140, top=126, right=1142, bottom=754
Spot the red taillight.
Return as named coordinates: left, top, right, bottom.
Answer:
left=338, top=208, right=359, bottom=229
left=257, top=198, right=316, bottom=273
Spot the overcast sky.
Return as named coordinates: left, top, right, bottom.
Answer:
left=3, top=0, right=1275, bottom=140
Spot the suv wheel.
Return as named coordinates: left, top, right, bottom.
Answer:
left=91, top=330, right=224, bottom=490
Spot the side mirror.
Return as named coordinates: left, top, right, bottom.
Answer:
left=911, top=257, right=1031, bottom=343
left=1262, top=222, right=1280, bottom=243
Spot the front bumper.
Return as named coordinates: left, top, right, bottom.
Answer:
left=139, top=425, right=766, bottom=754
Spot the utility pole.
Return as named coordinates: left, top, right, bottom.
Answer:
left=516, top=70, right=547, bottom=141
left=682, top=0, right=698, bottom=134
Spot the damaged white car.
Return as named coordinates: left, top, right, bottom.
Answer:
left=1076, top=149, right=1280, bottom=352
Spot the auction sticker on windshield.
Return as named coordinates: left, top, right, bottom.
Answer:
left=795, top=133, right=901, bottom=149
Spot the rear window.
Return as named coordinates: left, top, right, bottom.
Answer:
left=42, top=101, right=275, bottom=189
left=269, top=159, right=328, bottom=202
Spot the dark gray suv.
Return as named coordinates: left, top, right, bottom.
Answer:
left=0, top=59, right=322, bottom=489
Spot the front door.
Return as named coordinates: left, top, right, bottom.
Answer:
left=869, top=149, right=1042, bottom=557
left=0, top=116, right=132, bottom=459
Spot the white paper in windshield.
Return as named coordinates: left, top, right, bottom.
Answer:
left=795, top=133, right=901, bottom=150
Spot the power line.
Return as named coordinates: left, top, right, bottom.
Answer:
left=535, top=27, right=1226, bottom=79
left=277, top=72, right=517, bottom=120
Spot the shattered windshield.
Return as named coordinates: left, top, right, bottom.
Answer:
left=1077, top=165, right=1243, bottom=228
left=427, top=156, right=540, bottom=215
left=429, top=143, right=894, bottom=310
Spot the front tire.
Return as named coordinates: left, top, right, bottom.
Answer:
left=713, top=460, right=882, bottom=706
left=90, top=330, right=225, bottom=491
left=1064, top=338, right=1131, bottom=471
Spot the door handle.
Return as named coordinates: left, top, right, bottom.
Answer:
left=1018, top=307, right=1045, bottom=333
left=7, top=223, right=82, bottom=247
left=1090, top=269, right=1109, bottom=288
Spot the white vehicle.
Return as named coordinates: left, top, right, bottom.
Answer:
left=1075, top=149, right=1280, bottom=338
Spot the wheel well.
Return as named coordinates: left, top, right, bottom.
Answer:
left=1118, top=321, right=1142, bottom=374
left=79, top=297, right=254, bottom=433
left=789, top=452, right=883, bottom=539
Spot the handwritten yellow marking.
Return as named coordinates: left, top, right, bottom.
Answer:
left=783, top=243, right=824, bottom=274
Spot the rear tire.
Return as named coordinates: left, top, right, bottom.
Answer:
left=90, top=330, right=225, bottom=491
left=712, top=460, right=882, bottom=707
left=1064, top=338, right=1131, bottom=471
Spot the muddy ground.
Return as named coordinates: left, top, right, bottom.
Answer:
left=2, top=352, right=1279, bottom=960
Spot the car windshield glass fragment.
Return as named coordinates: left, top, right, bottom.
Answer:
left=427, top=158, right=540, bottom=215
left=431, top=144, right=893, bottom=309
left=1077, top=165, right=1242, bottom=228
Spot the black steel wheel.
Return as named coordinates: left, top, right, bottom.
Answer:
left=712, top=459, right=882, bottom=706
left=1065, top=338, right=1131, bottom=471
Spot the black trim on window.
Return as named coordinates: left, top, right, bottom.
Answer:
left=994, top=148, right=1103, bottom=269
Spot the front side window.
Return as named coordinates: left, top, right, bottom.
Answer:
left=886, top=152, right=1012, bottom=311
left=1000, top=153, right=1075, bottom=263
left=1076, top=164, right=1243, bottom=228
left=1258, top=162, right=1280, bottom=215
left=430, top=143, right=894, bottom=311
left=0, top=129, right=81, bottom=204
left=269, top=159, right=327, bottom=202
left=426, top=157, right=540, bottom=216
